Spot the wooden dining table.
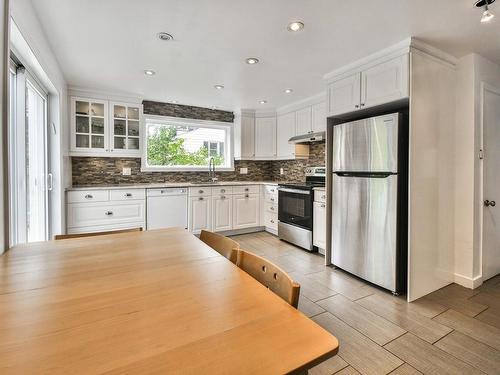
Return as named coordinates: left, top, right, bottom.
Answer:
left=0, top=228, right=339, bottom=374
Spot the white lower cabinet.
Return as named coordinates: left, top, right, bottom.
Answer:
left=233, top=193, right=260, bottom=229
left=212, top=195, right=232, bottom=232
left=189, top=196, right=212, bottom=234
left=313, top=201, right=327, bottom=253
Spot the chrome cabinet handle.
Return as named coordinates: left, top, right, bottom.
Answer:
left=199, top=197, right=204, bottom=201
left=85, top=194, right=93, bottom=199
left=270, top=189, right=275, bottom=193
left=244, top=188, right=249, bottom=191
left=245, top=194, right=249, bottom=198
left=485, top=200, right=496, bottom=207
left=221, top=195, right=226, bottom=199
left=270, top=219, right=275, bottom=224
left=321, top=195, right=326, bottom=199
left=270, top=197, right=275, bottom=202
left=221, top=189, right=226, bottom=193
left=360, top=103, right=365, bottom=107
left=105, top=211, right=113, bottom=216
left=199, top=190, right=204, bottom=194
left=355, top=104, right=360, bottom=109
left=321, top=204, right=326, bottom=208
left=124, top=193, right=132, bottom=197
left=270, top=207, right=274, bottom=211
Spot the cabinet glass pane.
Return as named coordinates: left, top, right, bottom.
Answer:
left=114, top=137, right=126, bottom=149
left=91, top=117, right=105, bottom=134
left=128, top=107, right=139, bottom=120
left=76, top=134, right=89, bottom=148
left=90, top=102, right=104, bottom=117
left=128, top=137, right=139, bottom=150
left=114, top=119, right=126, bottom=135
left=75, top=101, right=89, bottom=115
left=114, top=105, right=126, bottom=118
left=76, top=116, right=89, bottom=133
left=91, top=135, right=105, bottom=148
left=128, top=121, right=139, bottom=136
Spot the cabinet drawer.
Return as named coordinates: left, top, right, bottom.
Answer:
left=264, top=211, right=278, bottom=230
left=189, top=187, right=212, bottom=197
left=233, top=185, right=259, bottom=195
left=263, top=201, right=278, bottom=214
left=211, top=186, right=233, bottom=196
left=67, top=201, right=145, bottom=228
left=110, top=189, right=145, bottom=201
left=264, top=184, right=278, bottom=195
left=314, top=190, right=327, bottom=203
left=67, top=190, right=109, bottom=203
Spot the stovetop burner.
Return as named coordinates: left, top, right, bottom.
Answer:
left=278, top=166, right=325, bottom=190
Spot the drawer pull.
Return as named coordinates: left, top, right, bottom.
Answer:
left=105, top=211, right=113, bottom=216
left=244, top=188, right=249, bottom=192
left=84, top=194, right=93, bottom=199
left=199, top=190, right=204, bottom=194
left=245, top=194, right=249, bottom=198
left=221, top=195, right=226, bottom=199
left=221, top=189, right=226, bottom=193
left=199, top=197, right=204, bottom=201
left=270, top=189, right=275, bottom=193
left=124, top=193, right=133, bottom=197
left=270, top=219, right=275, bottom=224
left=270, top=198, right=275, bottom=202
left=321, top=195, right=326, bottom=199
left=321, top=204, right=326, bottom=208
left=270, top=206, right=274, bottom=211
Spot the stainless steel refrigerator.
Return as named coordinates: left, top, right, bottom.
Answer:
left=332, top=112, right=408, bottom=294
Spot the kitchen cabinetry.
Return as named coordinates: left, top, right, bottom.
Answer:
left=311, top=102, right=326, bottom=133
left=189, top=195, right=212, bottom=234
left=313, top=190, right=327, bottom=254
left=276, top=112, right=296, bottom=159
left=255, top=116, right=277, bottom=159
left=327, top=55, right=409, bottom=116
left=212, top=194, right=232, bottom=232
left=295, top=107, right=313, bottom=135
left=262, top=184, right=278, bottom=235
left=70, top=96, right=142, bottom=157
left=234, top=113, right=255, bottom=159
left=233, top=192, right=260, bottom=229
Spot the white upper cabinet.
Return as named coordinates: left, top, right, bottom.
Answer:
left=276, top=112, right=296, bottom=159
left=234, top=113, right=255, bottom=159
left=71, top=97, right=109, bottom=153
left=109, top=102, right=141, bottom=156
left=255, top=116, right=276, bottom=159
left=327, top=54, right=410, bottom=116
left=70, top=96, right=142, bottom=157
left=328, top=73, right=361, bottom=116
left=361, top=55, right=409, bottom=109
left=295, top=106, right=313, bottom=135
left=311, top=102, right=326, bottom=133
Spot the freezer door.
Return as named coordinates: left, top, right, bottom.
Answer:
left=332, top=173, right=398, bottom=291
left=333, top=113, right=399, bottom=173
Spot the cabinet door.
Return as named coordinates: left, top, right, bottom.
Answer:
left=189, top=196, right=211, bottom=234
left=313, top=201, right=326, bottom=249
left=276, top=112, right=296, bottom=159
left=71, top=97, right=108, bottom=153
left=110, top=102, right=141, bottom=156
left=212, top=195, right=232, bottom=232
left=327, top=73, right=361, bottom=116
left=255, top=116, right=276, bottom=159
left=295, top=107, right=313, bottom=135
left=240, top=114, right=255, bottom=159
left=360, top=55, right=409, bottom=109
left=312, top=102, right=326, bottom=133
left=233, top=194, right=260, bottom=229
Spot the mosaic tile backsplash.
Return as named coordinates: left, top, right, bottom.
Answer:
left=71, top=142, right=325, bottom=186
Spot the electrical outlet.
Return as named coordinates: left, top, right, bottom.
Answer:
left=280, top=168, right=284, bottom=175
left=122, top=167, right=132, bottom=176
left=240, top=167, right=248, bottom=175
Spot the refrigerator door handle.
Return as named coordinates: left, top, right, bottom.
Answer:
left=334, top=172, right=394, bottom=178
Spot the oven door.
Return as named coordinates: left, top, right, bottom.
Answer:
left=278, top=188, right=313, bottom=230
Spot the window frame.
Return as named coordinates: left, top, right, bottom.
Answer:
left=141, top=115, right=234, bottom=172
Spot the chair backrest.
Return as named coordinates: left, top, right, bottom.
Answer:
left=54, top=227, right=143, bottom=240
left=199, top=230, right=239, bottom=264
left=236, top=249, right=300, bottom=308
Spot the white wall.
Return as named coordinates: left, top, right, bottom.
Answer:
left=454, top=53, right=500, bottom=288
left=1, top=0, right=9, bottom=253
left=11, top=0, right=68, bottom=237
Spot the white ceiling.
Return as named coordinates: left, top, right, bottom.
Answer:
left=29, top=0, right=500, bottom=111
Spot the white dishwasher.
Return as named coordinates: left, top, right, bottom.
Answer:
left=146, top=188, right=188, bottom=230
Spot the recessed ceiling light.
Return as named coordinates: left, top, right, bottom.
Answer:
left=259, top=100, right=267, bottom=104
left=245, top=57, right=260, bottom=65
left=214, top=85, right=224, bottom=90
left=476, top=0, right=496, bottom=22
left=284, top=88, right=293, bottom=94
left=144, top=70, right=156, bottom=76
left=158, top=32, right=174, bottom=41
left=287, top=21, right=304, bottom=32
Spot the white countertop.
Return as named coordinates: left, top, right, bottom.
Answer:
left=66, top=181, right=282, bottom=191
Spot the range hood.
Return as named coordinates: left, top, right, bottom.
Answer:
left=288, top=131, right=325, bottom=144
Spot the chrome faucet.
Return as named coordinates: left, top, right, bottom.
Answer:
left=208, top=157, right=218, bottom=183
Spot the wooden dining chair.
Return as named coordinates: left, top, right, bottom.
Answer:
left=199, top=230, right=240, bottom=264
left=236, top=249, right=301, bottom=308
left=54, top=227, right=143, bottom=240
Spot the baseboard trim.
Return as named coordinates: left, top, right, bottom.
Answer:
left=217, top=227, right=266, bottom=237
left=454, top=273, right=483, bottom=289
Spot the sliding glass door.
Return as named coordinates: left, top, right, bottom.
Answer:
left=9, top=60, right=49, bottom=245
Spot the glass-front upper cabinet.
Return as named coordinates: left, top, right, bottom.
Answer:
left=110, top=102, right=141, bottom=155
left=71, top=97, right=109, bottom=153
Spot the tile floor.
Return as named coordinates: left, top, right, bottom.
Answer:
left=231, top=232, right=500, bottom=375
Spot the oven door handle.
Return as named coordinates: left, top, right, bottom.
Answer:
left=278, top=187, right=311, bottom=195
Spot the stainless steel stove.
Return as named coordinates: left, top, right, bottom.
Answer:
left=278, top=167, right=325, bottom=251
